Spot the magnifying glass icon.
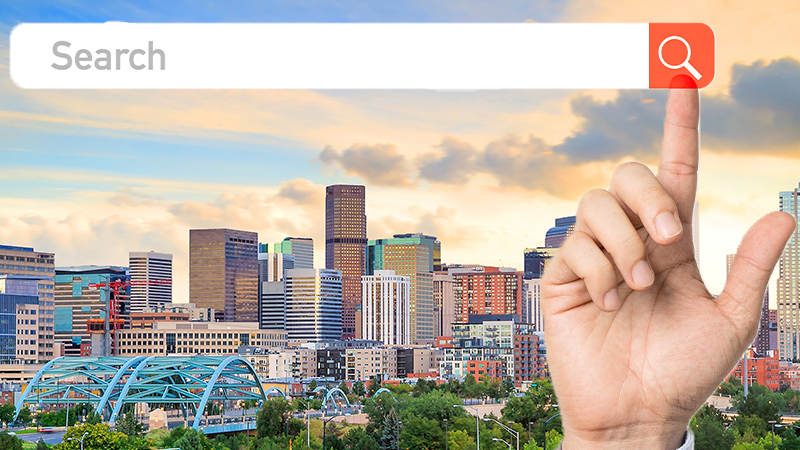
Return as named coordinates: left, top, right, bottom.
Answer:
left=658, top=36, right=702, bottom=80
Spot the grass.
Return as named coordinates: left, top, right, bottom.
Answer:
left=13, top=429, right=40, bottom=435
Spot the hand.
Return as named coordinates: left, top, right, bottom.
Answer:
left=542, top=88, right=796, bottom=450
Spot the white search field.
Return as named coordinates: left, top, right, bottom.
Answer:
left=9, top=23, right=709, bottom=89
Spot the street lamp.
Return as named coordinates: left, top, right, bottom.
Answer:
left=493, top=438, right=512, bottom=450
left=769, top=421, right=778, bottom=450
left=454, top=404, right=480, bottom=450
left=483, top=418, right=519, bottom=450
left=67, top=431, right=89, bottom=450
left=322, top=414, right=340, bottom=450
left=544, top=413, right=561, bottom=450
left=444, top=418, right=449, bottom=450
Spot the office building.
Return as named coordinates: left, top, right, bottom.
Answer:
left=325, top=185, right=366, bottom=338
left=396, top=347, right=444, bottom=378
left=54, top=266, right=130, bottom=357
left=367, top=234, right=437, bottom=344
left=317, top=349, right=347, bottom=380
left=544, top=216, right=576, bottom=248
left=0, top=245, right=55, bottom=361
left=730, top=348, right=780, bottom=391
left=433, top=273, right=455, bottom=337
left=522, top=278, right=544, bottom=332
left=361, top=270, right=411, bottom=346
left=285, top=268, right=343, bottom=341
left=116, top=322, right=286, bottom=356
left=128, top=303, right=214, bottom=329
left=524, top=247, right=556, bottom=279
left=190, top=228, right=258, bottom=322
left=0, top=275, right=48, bottom=363
left=449, top=266, right=522, bottom=324
left=257, top=251, right=294, bottom=331
left=261, top=238, right=314, bottom=269
left=345, top=347, right=397, bottom=381
left=393, top=233, right=442, bottom=271
left=129, top=251, right=172, bottom=312
left=778, top=184, right=800, bottom=360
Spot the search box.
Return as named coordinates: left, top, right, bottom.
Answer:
left=10, top=23, right=714, bottom=89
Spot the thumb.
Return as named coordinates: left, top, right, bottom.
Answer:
left=718, top=211, right=796, bottom=343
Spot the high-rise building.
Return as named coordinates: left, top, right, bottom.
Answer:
left=190, top=229, right=258, bottom=322
left=362, top=270, right=411, bottom=346
left=449, top=266, right=522, bottom=324
left=524, top=247, right=556, bottom=279
left=0, top=275, right=49, bottom=363
left=257, top=252, right=294, bottom=330
left=778, top=184, right=800, bottom=360
left=261, top=237, right=314, bottom=269
left=129, top=251, right=172, bottom=312
left=54, top=266, right=130, bottom=357
left=434, top=272, right=455, bottom=337
left=367, top=234, right=437, bottom=344
left=545, top=216, right=576, bottom=248
left=325, top=185, right=366, bottom=338
left=285, top=268, right=342, bottom=341
left=522, top=278, right=544, bottom=332
left=394, top=233, right=442, bottom=271
left=0, top=245, right=55, bottom=361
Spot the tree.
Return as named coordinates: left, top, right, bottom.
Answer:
left=399, top=416, right=445, bottom=450
left=732, top=383, right=784, bottom=426
left=719, top=376, right=744, bottom=396
left=86, top=413, right=102, bottom=425
left=116, top=412, right=145, bottom=438
left=380, top=408, right=401, bottom=450
left=256, top=398, right=294, bottom=438
left=368, top=377, right=381, bottom=396
left=353, top=381, right=366, bottom=397
left=501, top=380, right=559, bottom=430
left=693, top=405, right=735, bottom=450
left=363, top=391, right=398, bottom=435
left=501, top=377, right=516, bottom=397
left=780, top=427, right=800, bottom=450
left=308, top=380, right=318, bottom=393
left=338, top=381, right=350, bottom=396
left=448, top=429, right=476, bottom=450
left=174, top=428, right=210, bottom=450
left=0, top=404, right=15, bottom=427
left=401, top=390, right=465, bottom=424
left=54, top=424, right=130, bottom=450
left=37, top=438, right=48, bottom=450
left=786, top=389, right=800, bottom=413
left=16, top=407, right=32, bottom=427
left=0, top=432, right=22, bottom=450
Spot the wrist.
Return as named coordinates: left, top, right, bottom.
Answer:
left=560, top=422, right=688, bottom=450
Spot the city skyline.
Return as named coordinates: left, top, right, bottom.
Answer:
left=3, top=2, right=800, bottom=309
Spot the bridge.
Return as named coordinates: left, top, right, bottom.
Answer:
left=14, top=355, right=267, bottom=430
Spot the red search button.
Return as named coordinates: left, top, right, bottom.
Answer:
left=649, top=23, right=714, bottom=89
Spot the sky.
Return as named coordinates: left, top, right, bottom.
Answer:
left=1, top=0, right=800, bottom=305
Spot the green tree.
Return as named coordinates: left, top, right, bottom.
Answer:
left=0, top=404, right=15, bottom=427
left=413, top=379, right=433, bottom=397
left=401, top=390, right=465, bottom=424
left=363, top=391, right=398, bottom=435
left=448, top=429, right=476, bottom=450
left=368, top=377, right=381, bottom=396
left=732, top=383, right=784, bottom=426
left=174, top=428, right=210, bottom=450
left=256, top=398, right=294, bottom=438
left=501, top=378, right=516, bottom=397
left=785, top=390, right=800, bottom=413
left=37, top=438, right=48, bottom=450
left=780, top=427, right=800, bottom=450
left=116, top=412, right=145, bottom=438
left=338, top=381, right=350, bottom=396
left=522, top=429, right=562, bottom=450
left=380, top=409, right=401, bottom=450
left=501, top=380, right=559, bottom=432
left=86, top=413, right=102, bottom=425
left=16, top=407, right=32, bottom=426
left=353, top=381, right=366, bottom=397
left=732, top=415, right=768, bottom=441
left=54, top=424, right=130, bottom=450
left=719, top=376, right=744, bottom=396
left=345, top=427, right=380, bottom=450
left=308, top=380, right=318, bottom=393
left=0, top=432, right=22, bottom=450
left=693, top=405, right=735, bottom=450
left=399, top=416, right=445, bottom=450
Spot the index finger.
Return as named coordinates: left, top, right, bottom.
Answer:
left=657, top=88, right=699, bottom=222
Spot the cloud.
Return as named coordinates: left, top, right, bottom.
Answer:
left=416, top=137, right=479, bottom=184
left=319, top=143, right=414, bottom=187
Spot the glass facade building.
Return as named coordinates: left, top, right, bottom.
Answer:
left=285, top=268, right=343, bottom=341
left=523, top=247, right=556, bottom=279
left=544, top=216, right=576, bottom=249
left=325, top=185, right=366, bottom=338
left=778, top=184, right=800, bottom=360
left=129, top=251, right=173, bottom=312
left=0, top=276, right=41, bottom=362
left=367, top=234, right=437, bottom=344
left=261, top=237, right=314, bottom=269
left=189, top=228, right=258, bottom=322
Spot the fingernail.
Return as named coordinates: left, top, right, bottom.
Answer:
left=632, top=261, right=655, bottom=288
left=655, top=212, right=682, bottom=239
left=604, top=289, right=621, bottom=310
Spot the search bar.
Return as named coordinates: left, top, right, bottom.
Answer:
left=9, top=23, right=714, bottom=89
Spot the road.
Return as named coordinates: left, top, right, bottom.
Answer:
left=16, top=430, right=66, bottom=445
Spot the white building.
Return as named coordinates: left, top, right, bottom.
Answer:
left=285, top=269, right=342, bottom=342
left=522, top=278, right=544, bottom=332
left=129, top=251, right=172, bottom=312
left=362, top=270, right=411, bottom=346
left=258, top=252, right=295, bottom=330
left=434, top=273, right=455, bottom=337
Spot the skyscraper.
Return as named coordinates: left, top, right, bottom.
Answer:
left=129, top=251, right=172, bottom=312
left=367, top=234, right=437, bottom=344
left=545, top=216, right=576, bottom=248
left=257, top=252, right=294, bottom=330
left=0, top=244, right=55, bottom=361
left=362, top=270, right=411, bottom=345
left=325, top=185, right=366, bottom=338
left=285, top=268, right=343, bottom=341
left=449, top=266, right=523, bottom=324
left=189, top=229, right=258, bottom=322
left=433, top=272, right=455, bottom=337
left=261, top=237, right=314, bottom=269
left=778, top=184, right=800, bottom=360
left=524, top=247, right=556, bottom=279
left=522, top=278, right=544, bottom=332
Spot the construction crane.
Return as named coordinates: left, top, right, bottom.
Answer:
left=87, top=279, right=172, bottom=356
